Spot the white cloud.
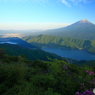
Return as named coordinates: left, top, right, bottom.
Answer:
left=0, top=0, right=93, bottom=6
left=69, top=0, right=87, bottom=4
left=60, top=0, right=71, bottom=7
left=60, top=0, right=93, bottom=6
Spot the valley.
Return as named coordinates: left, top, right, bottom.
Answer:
left=22, top=35, right=95, bottom=55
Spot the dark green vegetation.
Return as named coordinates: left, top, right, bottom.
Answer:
left=22, top=35, right=95, bottom=54
left=0, top=48, right=95, bottom=95
left=0, top=44, right=62, bottom=61
left=42, top=19, right=95, bottom=40
left=74, top=60, right=95, bottom=67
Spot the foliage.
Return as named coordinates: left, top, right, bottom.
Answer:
left=0, top=51, right=95, bottom=95
left=0, top=44, right=62, bottom=61
left=74, top=60, right=95, bottom=67
left=0, top=48, right=6, bottom=58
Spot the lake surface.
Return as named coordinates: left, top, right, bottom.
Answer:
left=42, top=47, right=95, bottom=61
left=0, top=42, right=17, bottom=44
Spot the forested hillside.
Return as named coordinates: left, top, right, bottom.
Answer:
left=0, top=44, right=62, bottom=61
left=22, top=35, right=95, bottom=54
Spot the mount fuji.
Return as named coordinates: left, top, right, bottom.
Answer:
left=44, top=19, right=95, bottom=40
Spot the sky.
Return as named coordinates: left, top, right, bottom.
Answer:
left=0, top=0, right=95, bottom=30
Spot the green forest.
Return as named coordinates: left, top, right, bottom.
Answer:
left=22, top=35, right=95, bottom=54
left=0, top=44, right=61, bottom=61
left=0, top=48, right=95, bottom=95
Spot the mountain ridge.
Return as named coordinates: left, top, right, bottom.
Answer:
left=22, top=35, right=95, bottom=54
left=43, top=19, right=95, bottom=40
left=0, top=37, right=38, bottom=49
left=0, top=43, right=62, bottom=61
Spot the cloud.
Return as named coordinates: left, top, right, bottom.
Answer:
left=69, top=0, right=87, bottom=4
left=60, top=0, right=94, bottom=7
left=0, top=0, right=93, bottom=6
left=60, top=0, right=71, bottom=7
left=0, top=0, right=70, bottom=7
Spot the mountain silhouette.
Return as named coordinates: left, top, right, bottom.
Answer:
left=0, top=37, right=38, bottom=49
left=44, top=19, right=95, bottom=40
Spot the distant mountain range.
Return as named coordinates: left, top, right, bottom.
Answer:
left=1, top=19, right=95, bottom=40
left=43, top=19, right=95, bottom=40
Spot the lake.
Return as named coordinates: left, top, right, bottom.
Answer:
left=42, top=47, right=95, bottom=61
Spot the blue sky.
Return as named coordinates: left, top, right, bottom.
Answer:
left=0, top=0, right=95, bottom=30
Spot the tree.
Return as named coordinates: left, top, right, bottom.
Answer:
left=0, top=48, right=6, bottom=59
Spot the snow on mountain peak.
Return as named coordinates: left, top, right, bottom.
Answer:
left=79, top=19, right=91, bottom=23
